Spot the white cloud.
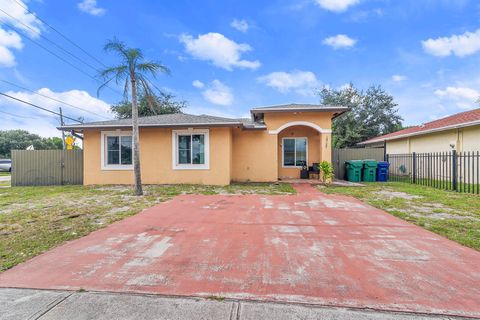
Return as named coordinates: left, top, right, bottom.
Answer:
left=422, top=29, right=480, bottom=57
left=192, top=80, right=205, bottom=88
left=0, top=0, right=42, bottom=37
left=77, top=0, right=106, bottom=16
left=257, top=70, right=319, bottom=95
left=434, top=86, right=479, bottom=108
left=392, top=74, right=407, bottom=82
left=0, top=88, right=111, bottom=122
left=179, top=32, right=261, bottom=70
left=315, top=0, right=359, bottom=12
left=0, top=88, right=111, bottom=137
left=201, top=80, right=233, bottom=106
left=0, top=0, right=42, bottom=68
left=0, top=28, right=23, bottom=67
left=322, top=34, right=357, bottom=49
left=231, top=19, right=249, bottom=32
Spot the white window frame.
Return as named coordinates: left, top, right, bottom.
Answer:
left=172, top=129, right=210, bottom=170
left=282, top=137, right=308, bottom=168
left=100, top=130, right=134, bottom=171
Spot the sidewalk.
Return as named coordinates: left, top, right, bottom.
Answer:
left=0, top=288, right=470, bottom=320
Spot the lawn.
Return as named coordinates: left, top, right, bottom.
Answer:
left=0, top=183, right=294, bottom=271
left=0, top=172, right=10, bottom=176
left=321, top=182, right=480, bottom=251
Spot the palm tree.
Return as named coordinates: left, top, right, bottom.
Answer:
left=98, top=38, right=169, bottom=195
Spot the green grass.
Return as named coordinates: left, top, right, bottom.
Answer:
left=0, top=183, right=294, bottom=271
left=0, top=172, right=10, bottom=176
left=320, top=182, right=480, bottom=250
left=0, top=181, right=10, bottom=187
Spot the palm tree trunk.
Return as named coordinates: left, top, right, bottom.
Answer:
left=131, top=76, right=143, bottom=196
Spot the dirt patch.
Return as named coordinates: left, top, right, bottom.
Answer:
left=375, top=190, right=423, bottom=200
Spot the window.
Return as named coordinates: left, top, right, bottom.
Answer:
left=101, top=131, right=133, bottom=170
left=282, top=137, right=307, bottom=167
left=172, top=129, right=209, bottom=169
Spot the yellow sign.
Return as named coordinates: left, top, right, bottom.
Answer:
left=65, top=136, right=75, bottom=150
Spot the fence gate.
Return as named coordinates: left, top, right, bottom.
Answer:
left=11, top=150, right=83, bottom=186
left=333, top=148, right=385, bottom=180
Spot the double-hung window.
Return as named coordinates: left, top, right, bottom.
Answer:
left=101, top=131, right=133, bottom=170
left=282, top=137, right=307, bottom=167
left=173, top=129, right=209, bottom=169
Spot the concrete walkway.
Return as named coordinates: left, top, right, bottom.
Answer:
left=0, top=288, right=469, bottom=320
left=0, top=175, right=11, bottom=182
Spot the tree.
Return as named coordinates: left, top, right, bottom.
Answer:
left=0, top=130, right=64, bottom=158
left=98, top=38, right=170, bottom=196
left=42, top=137, right=64, bottom=150
left=318, top=84, right=403, bottom=148
left=111, top=91, right=186, bottom=119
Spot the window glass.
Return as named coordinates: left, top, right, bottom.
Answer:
left=283, top=138, right=307, bottom=167
left=105, top=135, right=132, bottom=166
left=192, top=134, right=205, bottom=164
left=295, top=138, right=307, bottom=166
left=120, top=136, right=132, bottom=165
left=178, top=135, right=191, bottom=164
left=107, top=136, right=119, bottom=165
left=283, top=139, right=295, bottom=166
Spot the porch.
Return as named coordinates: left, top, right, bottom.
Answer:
left=274, top=123, right=331, bottom=180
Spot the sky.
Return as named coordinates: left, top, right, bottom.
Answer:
left=1, top=0, right=480, bottom=137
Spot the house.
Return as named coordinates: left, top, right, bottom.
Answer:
left=59, top=104, right=348, bottom=185
left=359, top=108, right=480, bottom=154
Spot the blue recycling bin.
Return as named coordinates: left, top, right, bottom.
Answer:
left=376, top=161, right=390, bottom=182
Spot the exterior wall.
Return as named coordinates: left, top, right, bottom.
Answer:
left=83, top=127, right=232, bottom=186
left=231, top=128, right=277, bottom=182
left=385, top=125, right=480, bottom=154
left=277, top=126, right=321, bottom=179
left=461, top=126, right=480, bottom=152
left=409, top=129, right=458, bottom=153
left=264, top=112, right=334, bottom=132
left=386, top=139, right=409, bottom=154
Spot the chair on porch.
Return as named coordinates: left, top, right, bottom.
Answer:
left=308, top=162, right=320, bottom=179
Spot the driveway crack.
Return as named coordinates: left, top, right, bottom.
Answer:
left=31, top=292, right=73, bottom=320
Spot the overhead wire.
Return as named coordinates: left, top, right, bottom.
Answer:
left=0, top=79, right=110, bottom=120
left=0, top=92, right=83, bottom=123
left=10, top=0, right=108, bottom=68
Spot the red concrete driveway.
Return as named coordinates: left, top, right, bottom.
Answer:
left=1, top=184, right=479, bottom=317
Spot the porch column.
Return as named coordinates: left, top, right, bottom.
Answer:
left=320, top=132, right=332, bottom=163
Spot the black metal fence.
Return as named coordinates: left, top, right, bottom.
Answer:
left=387, top=151, right=479, bottom=194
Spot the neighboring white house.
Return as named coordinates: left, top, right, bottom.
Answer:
left=359, top=108, right=480, bottom=153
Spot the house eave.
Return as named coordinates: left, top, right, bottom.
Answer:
left=250, top=107, right=349, bottom=115
left=57, top=122, right=266, bottom=131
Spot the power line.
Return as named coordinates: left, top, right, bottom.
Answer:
left=0, top=17, right=123, bottom=98
left=10, top=0, right=108, bottom=68
left=0, top=7, right=99, bottom=73
left=0, top=79, right=110, bottom=120
left=0, top=92, right=82, bottom=123
left=0, top=109, right=36, bottom=119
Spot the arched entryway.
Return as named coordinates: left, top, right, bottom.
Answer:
left=273, top=121, right=331, bottom=180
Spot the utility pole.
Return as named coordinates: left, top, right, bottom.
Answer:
left=59, top=107, right=65, bottom=150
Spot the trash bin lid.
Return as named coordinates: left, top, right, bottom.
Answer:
left=346, top=160, right=363, bottom=168
left=377, top=161, right=390, bottom=168
left=362, top=159, right=378, bottom=167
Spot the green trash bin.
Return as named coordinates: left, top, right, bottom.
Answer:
left=362, top=159, right=378, bottom=182
left=345, top=160, right=363, bottom=182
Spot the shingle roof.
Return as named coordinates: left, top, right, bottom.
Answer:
left=360, top=108, right=480, bottom=145
left=251, top=103, right=348, bottom=114
left=59, top=113, right=267, bottom=130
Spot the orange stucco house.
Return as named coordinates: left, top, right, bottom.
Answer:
left=60, top=104, right=347, bottom=185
